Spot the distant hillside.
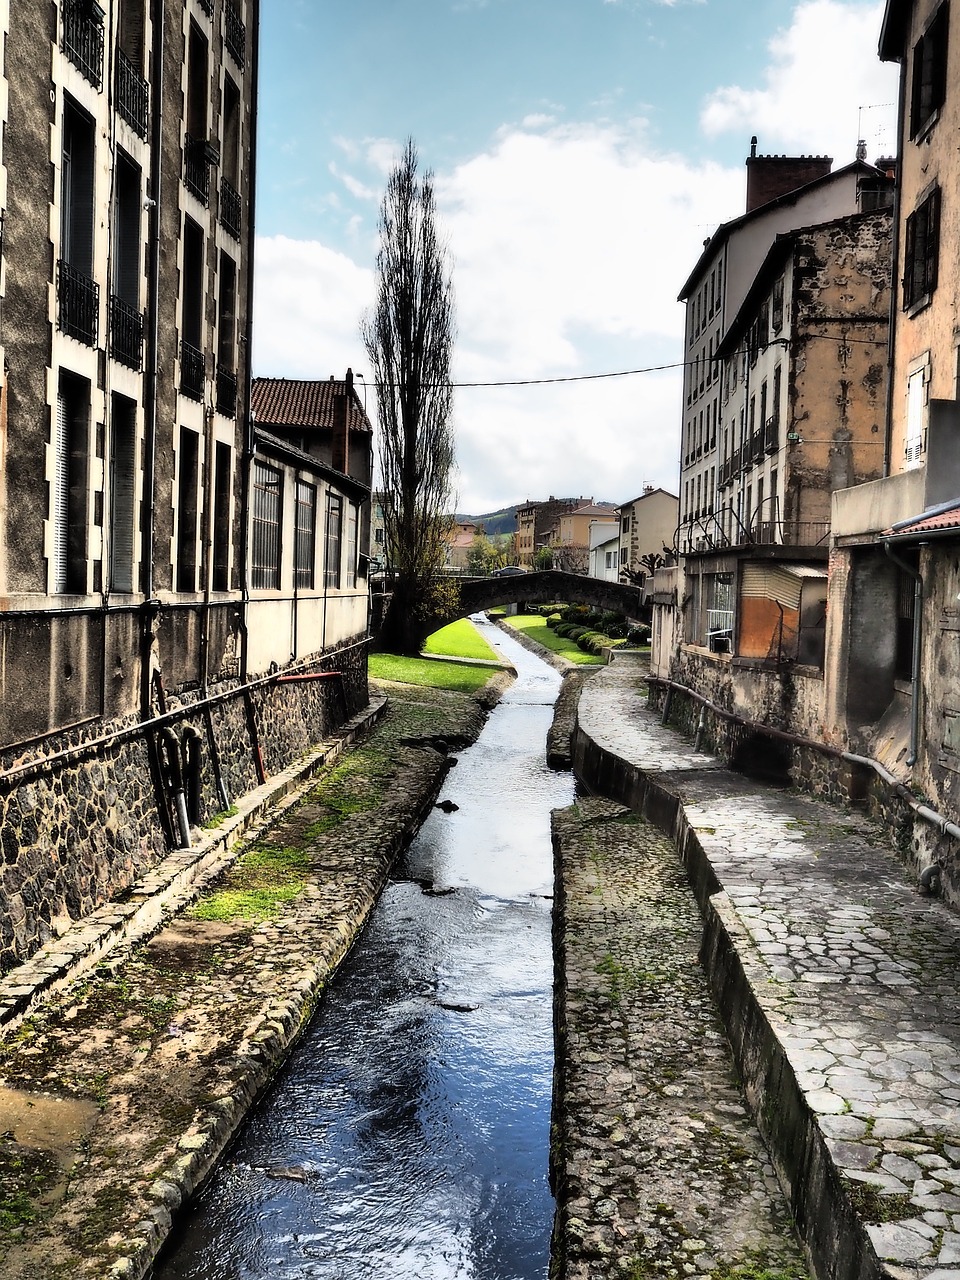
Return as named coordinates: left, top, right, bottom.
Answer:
left=454, top=506, right=519, bottom=537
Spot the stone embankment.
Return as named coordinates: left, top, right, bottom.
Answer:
left=552, top=797, right=808, bottom=1280
left=571, top=651, right=960, bottom=1280
left=0, top=676, right=506, bottom=1280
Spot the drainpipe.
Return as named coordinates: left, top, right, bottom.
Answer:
left=882, top=74, right=906, bottom=478
left=884, top=541, right=923, bottom=767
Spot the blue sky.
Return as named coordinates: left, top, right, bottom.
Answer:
left=252, top=0, right=899, bottom=513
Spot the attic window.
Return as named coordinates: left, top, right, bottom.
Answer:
left=910, top=1, right=949, bottom=138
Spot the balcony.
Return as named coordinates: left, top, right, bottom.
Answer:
left=110, top=295, right=144, bottom=369
left=58, top=261, right=99, bottom=345
left=216, top=367, right=237, bottom=417
left=116, top=50, right=148, bottom=138
left=225, top=4, right=246, bottom=68
left=763, top=415, right=780, bottom=454
left=220, top=177, right=241, bottom=240
left=180, top=339, right=204, bottom=400
left=63, top=0, right=104, bottom=88
left=196, top=0, right=213, bottom=13
left=183, top=133, right=210, bottom=204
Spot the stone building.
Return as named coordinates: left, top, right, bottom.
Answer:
left=822, top=0, right=960, bottom=883
left=515, top=495, right=592, bottom=566
left=678, top=140, right=893, bottom=558
left=0, top=5, right=370, bottom=973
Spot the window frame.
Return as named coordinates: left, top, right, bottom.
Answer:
left=903, top=186, right=940, bottom=311
left=251, top=460, right=283, bottom=590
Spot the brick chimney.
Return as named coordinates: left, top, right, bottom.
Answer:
left=744, top=136, right=833, bottom=213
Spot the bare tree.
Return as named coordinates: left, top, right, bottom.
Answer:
left=363, top=140, right=457, bottom=653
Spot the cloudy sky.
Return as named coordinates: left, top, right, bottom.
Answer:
left=252, top=0, right=899, bottom=515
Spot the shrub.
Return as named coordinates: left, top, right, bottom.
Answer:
left=627, top=624, right=651, bottom=646
left=546, top=613, right=562, bottom=629
left=600, top=610, right=625, bottom=630
left=555, top=622, right=575, bottom=637
left=605, top=623, right=627, bottom=639
left=566, top=605, right=593, bottom=624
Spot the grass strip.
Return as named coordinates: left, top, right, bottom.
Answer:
left=503, top=614, right=605, bottom=665
left=423, top=617, right=500, bottom=662
left=369, top=652, right=494, bottom=692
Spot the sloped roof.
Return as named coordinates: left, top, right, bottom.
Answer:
left=884, top=498, right=960, bottom=541
left=251, top=376, right=372, bottom=434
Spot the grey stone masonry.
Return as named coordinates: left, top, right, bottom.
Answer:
left=552, top=797, right=808, bottom=1280
left=572, top=652, right=960, bottom=1280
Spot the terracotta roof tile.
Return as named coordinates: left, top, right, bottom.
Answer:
left=885, top=499, right=960, bottom=538
left=251, top=377, right=372, bottom=434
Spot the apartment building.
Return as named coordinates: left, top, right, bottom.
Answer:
left=515, top=495, right=592, bottom=566
left=0, top=0, right=257, bottom=749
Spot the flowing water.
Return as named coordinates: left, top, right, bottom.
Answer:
left=155, top=619, right=574, bottom=1280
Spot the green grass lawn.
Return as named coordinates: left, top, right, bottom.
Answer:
left=368, top=651, right=495, bottom=693
left=504, top=614, right=605, bottom=665
left=423, top=617, right=500, bottom=662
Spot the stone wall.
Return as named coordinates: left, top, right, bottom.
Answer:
left=0, top=639, right=369, bottom=973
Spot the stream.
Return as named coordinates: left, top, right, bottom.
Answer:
left=154, top=618, right=574, bottom=1280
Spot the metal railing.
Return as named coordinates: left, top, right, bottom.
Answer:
left=216, top=367, right=237, bottom=417
left=116, top=50, right=148, bottom=138
left=225, top=4, right=246, bottom=67
left=109, top=294, right=144, bottom=369
left=180, top=340, right=204, bottom=400
left=183, top=133, right=209, bottom=204
left=58, top=261, right=99, bottom=345
left=219, top=177, right=241, bottom=239
left=62, top=1, right=104, bottom=88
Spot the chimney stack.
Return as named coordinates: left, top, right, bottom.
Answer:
left=745, top=138, right=833, bottom=212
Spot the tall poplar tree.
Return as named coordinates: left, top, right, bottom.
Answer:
left=363, top=140, right=457, bottom=654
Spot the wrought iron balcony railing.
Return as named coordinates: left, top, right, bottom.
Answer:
left=116, top=49, right=148, bottom=138
left=58, top=260, right=99, bottom=345
left=63, top=0, right=104, bottom=88
left=109, top=294, right=144, bottom=369
left=197, top=0, right=213, bottom=14
left=225, top=4, right=246, bottom=67
left=219, top=177, right=241, bottom=240
left=183, top=133, right=210, bottom=204
left=180, top=339, right=205, bottom=400
left=216, top=367, right=237, bottom=418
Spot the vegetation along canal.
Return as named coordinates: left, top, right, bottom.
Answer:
left=155, top=619, right=574, bottom=1279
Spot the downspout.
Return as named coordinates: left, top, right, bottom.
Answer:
left=884, top=541, right=923, bottom=767
left=238, top=0, right=260, bottom=685
left=140, top=0, right=164, bottom=706
left=882, top=70, right=906, bottom=477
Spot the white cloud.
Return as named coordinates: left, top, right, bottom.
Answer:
left=701, top=1, right=899, bottom=162
left=252, top=235, right=374, bottom=379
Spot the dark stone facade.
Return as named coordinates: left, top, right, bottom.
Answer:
left=0, top=639, right=368, bottom=974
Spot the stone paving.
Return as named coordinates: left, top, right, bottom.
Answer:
left=552, top=797, right=808, bottom=1280
left=574, top=654, right=960, bottom=1280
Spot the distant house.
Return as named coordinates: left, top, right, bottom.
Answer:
left=617, top=488, right=678, bottom=588
left=589, top=525, right=621, bottom=583
left=443, top=521, right=478, bottom=572
left=515, top=496, right=593, bottom=566
left=248, top=373, right=373, bottom=670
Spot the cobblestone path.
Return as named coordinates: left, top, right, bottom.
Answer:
left=552, top=797, right=808, bottom=1280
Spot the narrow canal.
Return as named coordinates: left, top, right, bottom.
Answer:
left=155, top=619, right=575, bottom=1280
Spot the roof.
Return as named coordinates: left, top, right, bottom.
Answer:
left=884, top=498, right=960, bottom=541
left=879, top=0, right=910, bottom=60
left=251, top=376, right=372, bottom=435
left=618, top=488, right=678, bottom=509
left=677, top=160, right=886, bottom=302
left=566, top=504, right=618, bottom=518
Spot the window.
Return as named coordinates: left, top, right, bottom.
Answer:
left=176, top=427, right=200, bottom=592
left=216, top=251, right=237, bottom=415
left=63, top=0, right=105, bottom=87
left=111, top=151, right=143, bottom=368
left=345, top=501, right=358, bottom=588
left=220, top=75, right=242, bottom=239
left=212, top=442, right=231, bottom=591
left=60, top=97, right=98, bottom=345
left=53, top=372, right=91, bottom=594
left=905, top=365, right=928, bottom=467
left=294, top=480, right=316, bottom=589
left=324, top=492, right=343, bottom=589
left=185, top=22, right=211, bottom=203
left=116, top=0, right=148, bottom=135
left=772, top=275, right=784, bottom=333
left=109, top=394, right=137, bottom=592
left=903, top=187, right=940, bottom=309
left=252, top=462, right=282, bottom=590
left=180, top=217, right=205, bottom=399
left=910, top=2, right=949, bottom=138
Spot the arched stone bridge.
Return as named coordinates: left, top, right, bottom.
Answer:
left=425, top=570, right=646, bottom=633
